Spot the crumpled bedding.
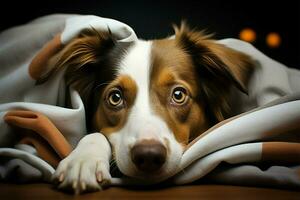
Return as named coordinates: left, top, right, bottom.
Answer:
left=0, top=14, right=299, bottom=188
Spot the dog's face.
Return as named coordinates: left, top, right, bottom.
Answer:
left=42, top=23, right=253, bottom=181
left=93, top=39, right=204, bottom=180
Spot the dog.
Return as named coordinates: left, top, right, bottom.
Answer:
left=42, top=22, right=254, bottom=193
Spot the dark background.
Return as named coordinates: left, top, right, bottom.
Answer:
left=1, top=0, right=299, bottom=68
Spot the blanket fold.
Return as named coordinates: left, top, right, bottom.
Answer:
left=0, top=14, right=299, bottom=188
left=4, top=110, right=72, bottom=160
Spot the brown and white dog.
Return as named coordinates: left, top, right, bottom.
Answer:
left=46, top=23, right=254, bottom=193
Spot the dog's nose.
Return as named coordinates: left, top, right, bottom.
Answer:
left=131, top=139, right=167, bottom=172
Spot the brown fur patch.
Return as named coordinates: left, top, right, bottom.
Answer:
left=150, top=23, right=255, bottom=144
left=93, top=75, right=137, bottom=135
left=151, top=39, right=208, bottom=144
left=37, top=28, right=132, bottom=131
left=174, top=22, right=254, bottom=123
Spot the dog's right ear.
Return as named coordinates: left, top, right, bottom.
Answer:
left=37, top=29, right=119, bottom=103
left=174, top=22, right=255, bottom=123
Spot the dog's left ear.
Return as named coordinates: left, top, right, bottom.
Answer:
left=36, top=29, right=125, bottom=129
left=174, top=22, right=254, bottom=94
left=174, top=22, right=255, bottom=122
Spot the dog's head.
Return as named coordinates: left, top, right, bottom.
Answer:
left=40, top=23, right=254, bottom=181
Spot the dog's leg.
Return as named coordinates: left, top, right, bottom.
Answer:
left=52, top=133, right=111, bottom=194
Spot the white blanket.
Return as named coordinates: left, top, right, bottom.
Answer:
left=0, top=14, right=299, bottom=188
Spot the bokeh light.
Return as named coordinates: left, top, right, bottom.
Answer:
left=239, top=28, right=256, bottom=43
left=266, top=32, right=281, bottom=48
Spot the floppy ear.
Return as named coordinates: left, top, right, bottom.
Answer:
left=174, top=23, right=255, bottom=122
left=37, top=29, right=131, bottom=128
left=38, top=29, right=116, bottom=101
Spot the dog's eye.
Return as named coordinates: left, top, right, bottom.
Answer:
left=172, top=87, right=188, bottom=105
left=107, top=89, right=123, bottom=107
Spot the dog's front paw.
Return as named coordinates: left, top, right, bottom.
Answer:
left=52, top=133, right=112, bottom=194
left=52, top=155, right=111, bottom=194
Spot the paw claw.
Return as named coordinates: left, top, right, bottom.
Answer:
left=59, top=173, right=64, bottom=182
left=72, top=180, right=78, bottom=190
left=80, top=181, right=86, bottom=191
left=96, top=171, right=103, bottom=182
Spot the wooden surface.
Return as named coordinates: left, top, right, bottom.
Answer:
left=0, top=184, right=299, bottom=200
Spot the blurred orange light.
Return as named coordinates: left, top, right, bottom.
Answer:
left=266, top=32, right=281, bottom=48
left=239, top=28, right=256, bottom=43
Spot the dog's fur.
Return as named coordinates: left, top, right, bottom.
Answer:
left=45, top=23, right=254, bottom=193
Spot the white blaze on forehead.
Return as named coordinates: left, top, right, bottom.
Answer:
left=118, top=40, right=153, bottom=116
left=116, top=40, right=176, bottom=143
left=117, top=40, right=167, bottom=141
left=110, top=40, right=184, bottom=179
